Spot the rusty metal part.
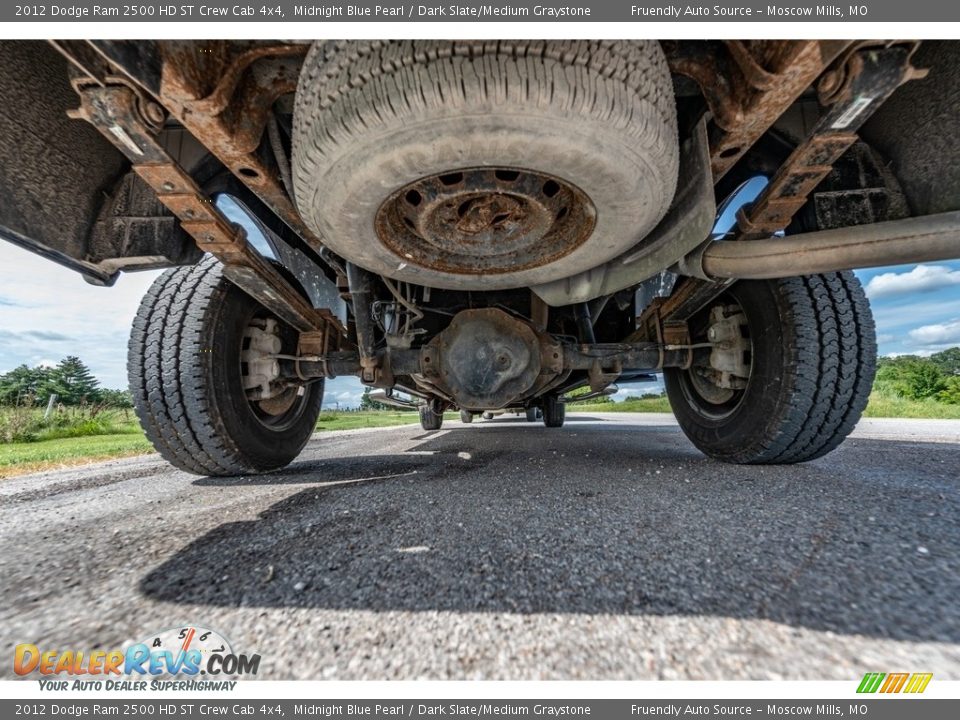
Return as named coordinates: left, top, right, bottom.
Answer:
left=817, top=41, right=928, bottom=106
left=84, top=41, right=325, bottom=261
left=735, top=44, right=922, bottom=239
left=345, top=263, right=381, bottom=384
left=587, top=356, right=620, bottom=393
left=666, top=41, right=743, bottom=132
left=725, top=41, right=781, bottom=91
left=418, top=308, right=564, bottom=411
left=626, top=300, right=694, bottom=370
left=285, top=320, right=701, bottom=407
left=411, top=310, right=693, bottom=408
left=162, top=46, right=303, bottom=155
left=68, top=80, right=332, bottom=334
left=561, top=342, right=691, bottom=374
left=666, top=40, right=851, bottom=180
left=282, top=351, right=365, bottom=380
left=734, top=133, right=859, bottom=237
left=295, top=313, right=345, bottom=379
left=289, top=338, right=693, bottom=385
left=627, top=275, right=726, bottom=357
left=655, top=43, right=926, bottom=333
left=174, top=44, right=306, bottom=117
left=712, top=40, right=850, bottom=177
left=375, top=167, right=596, bottom=276
left=159, top=43, right=317, bottom=244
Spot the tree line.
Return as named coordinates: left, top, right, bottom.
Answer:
left=874, top=347, right=960, bottom=403
left=0, top=357, right=132, bottom=408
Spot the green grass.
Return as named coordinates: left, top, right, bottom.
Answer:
left=0, top=405, right=141, bottom=444
left=314, top=410, right=425, bottom=431
left=0, top=433, right=155, bottom=478
left=575, top=392, right=960, bottom=419
left=862, top=392, right=960, bottom=419
left=573, top=396, right=673, bottom=414
left=0, top=409, right=445, bottom=477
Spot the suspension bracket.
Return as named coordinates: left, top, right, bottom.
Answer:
left=68, top=80, right=334, bottom=335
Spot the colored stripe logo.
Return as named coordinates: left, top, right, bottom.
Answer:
left=857, top=672, right=932, bottom=694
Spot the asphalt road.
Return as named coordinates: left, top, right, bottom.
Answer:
left=2, top=412, right=959, bottom=680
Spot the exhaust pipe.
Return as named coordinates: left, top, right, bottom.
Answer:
left=564, top=384, right=619, bottom=403
left=368, top=389, right=419, bottom=410
left=694, top=211, right=960, bottom=280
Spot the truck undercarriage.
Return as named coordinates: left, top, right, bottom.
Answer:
left=2, top=39, right=959, bottom=475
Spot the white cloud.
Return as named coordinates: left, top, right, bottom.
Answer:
left=875, top=333, right=895, bottom=345
left=610, top=379, right=664, bottom=401
left=869, top=297, right=958, bottom=330
left=865, top=264, right=960, bottom=299
left=907, top=318, right=960, bottom=347
left=320, top=376, right=364, bottom=409
left=0, top=243, right=163, bottom=388
left=0, top=241, right=372, bottom=405
left=884, top=350, right=937, bottom=358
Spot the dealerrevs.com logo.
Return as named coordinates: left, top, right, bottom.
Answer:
left=14, top=626, right=260, bottom=691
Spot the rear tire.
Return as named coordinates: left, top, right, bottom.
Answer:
left=542, top=396, right=566, bottom=428
left=525, top=407, right=539, bottom=422
left=664, top=272, right=876, bottom=464
left=419, top=404, right=444, bottom=431
left=459, top=410, right=473, bottom=424
left=128, top=257, right=324, bottom=476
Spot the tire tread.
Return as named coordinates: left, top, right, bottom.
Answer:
left=666, top=271, right=876, bottom=465
left=753, top=271, right=876, bottom=464
left=129, top=257, right=321, bottom=476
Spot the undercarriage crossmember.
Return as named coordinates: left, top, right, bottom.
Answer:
left=279, top=305, right=695, bottom=412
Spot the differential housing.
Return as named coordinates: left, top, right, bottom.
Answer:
left=420, top=308, right=562, bottom=411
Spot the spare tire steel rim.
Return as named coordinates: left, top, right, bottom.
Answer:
left=375, top=167, right=597, bottom=275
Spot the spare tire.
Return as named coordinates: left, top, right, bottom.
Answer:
left=293, top=40, right=678, bottom=290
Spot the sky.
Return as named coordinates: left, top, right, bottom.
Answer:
left=2, top=237, right=959, bottom=408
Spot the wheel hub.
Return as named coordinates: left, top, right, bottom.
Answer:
left=375, top=167, right=596, bottom=275
left=241, top=318, right=282, bottom=400
left=704, top=305, right=751, bottom=392
left=241, top=317, right=305, bottom=424
left=680, top=301, right=753, bottom=418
